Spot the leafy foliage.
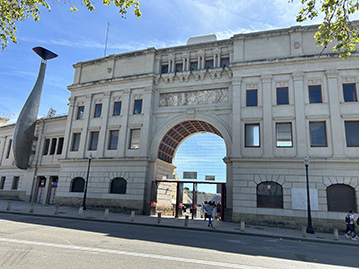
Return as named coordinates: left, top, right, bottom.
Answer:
left=0, top=0, right=141, bottom=50
left=295, top=0, right=359, bottom=58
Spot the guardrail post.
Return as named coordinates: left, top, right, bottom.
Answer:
left=78, top=207, right=83, bottom=216
left=184, top=215, right=189, bottom=226
left=6, top=201, right=11, bottom=211
left=29, top=203, right=34, bottom=213
left=104, top=208, right=109, bottom=219
left=54, top=205, right=59, bottom=215
left=334, top=228, right=339, bottom=240
left=130, top=211, right=135, bottom=221
left=240, top=221, right=245, bottom=232
left=157, top=212, right=161, bottom=223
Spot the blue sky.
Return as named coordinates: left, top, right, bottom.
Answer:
left=0, top=0, right=314, bottom=122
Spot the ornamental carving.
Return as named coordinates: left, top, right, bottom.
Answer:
left=159, top=88, right=229, bottom=107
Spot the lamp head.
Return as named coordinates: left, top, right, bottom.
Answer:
left=89, top=152, right=93, bottom=160
left=304, top=156, right=310, bottom=166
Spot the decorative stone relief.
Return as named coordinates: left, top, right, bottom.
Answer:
left=342, top=77, right=356, bottom=83
left=276, top=81, right=288, bottom=87
left=292, top=72, right=304, bottom=81
left=308, top=79, right=321, bottom=85
left=192, top=70, right=206, bottom=81
left=177, top=71, right=190, bottom=82
left=208, top=68, right=222, bottom=79
left=159, top=88, right=229, bottom=107
left=326, top=70, right=338, bottom=79
left=161, top=73, right=175, bottom=84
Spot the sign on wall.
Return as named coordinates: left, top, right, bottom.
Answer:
left=291, top=188, right=319, bottom=211
left=183, top=172, right=197, bottom=179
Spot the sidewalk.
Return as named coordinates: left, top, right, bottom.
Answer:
left=0, top=199, right=357, bottom=247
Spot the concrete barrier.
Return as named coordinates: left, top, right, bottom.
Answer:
left=6, top=201, right=11, bottom=211
left=29, top=203, right=34, bottom=213
left=104, top=208, right=109, bottom=219
left=130, top=211, right=135, bottom=221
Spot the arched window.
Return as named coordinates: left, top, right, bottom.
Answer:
left=327, top=184, right=356, bottom=212
left=71, top=177, right=85, bottom=192
left=257, top=181, right=283, bottom=208
left=110, top=177, right=127, bottom=194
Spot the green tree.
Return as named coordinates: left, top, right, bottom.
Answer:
left=0, top=0, right=141, bottom=50
left=295, top=0, right=359, bottom=58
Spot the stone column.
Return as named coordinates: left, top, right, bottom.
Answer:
left=261, top=75, right=273, bottom=158
left=63, top=97, right=75, bottom=158
left=232, top=78, right=242, bottom=157
left=326, top=70, right=344, bottom=157
left=97, top=92, right=111, bottom=157
left=292, top=72, right=306, bottom=157
left=140, top=87, right=155, bottom=156
left=80, top=94, right=92, bottom=158
left=118, top=89, right=131, bottom=157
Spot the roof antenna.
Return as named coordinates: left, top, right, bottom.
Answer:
left=104, top=22, right=110, bottom=57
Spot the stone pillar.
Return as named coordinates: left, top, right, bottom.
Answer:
left=119, top=89, right=131, bottom=157
left=326, top=70, right=344, bottom=157
left=140, top=87, right=155, bottom=156
left=292, top=72, right=306, bottom=157
left=261, top=75, right=273, bottom=158
left=232, top=78, right=242, bottom=157
left=97, top=92, right=111, bottom=157
left=63, top=97, right=76, bottom=159
left=80, top=94, right=92, bottom=158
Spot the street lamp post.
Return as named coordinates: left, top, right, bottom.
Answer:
left=304, top=156, right=315, bottom=234
left=82, top=152, right=93, bottom=210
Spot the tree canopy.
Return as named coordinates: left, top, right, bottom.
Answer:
left=0, top=0, right=141, bottom=50
left=296, top=0, right=359, bottom=58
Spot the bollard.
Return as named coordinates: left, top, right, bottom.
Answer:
left=104, top=208, right=109, bottom=219
left=157, top=212, right=161, bottom=224
left=130, top=211, right=135, bottom=221
left=184, top=215, right=189, bottom=226
left=6, top=201, right=11, bottom=211
left=54, top=205, right=59, bottom=215
left=212, top=218, right=217, bottom=228
left=334, top=228, right=339, bottom=240
left=29, top=203, right=34, bottom=213
left=78, top=207, right=83, bottom=216
left=302, top=226, right=306, bottom=237
left=240, top=221, right=245, bottom=232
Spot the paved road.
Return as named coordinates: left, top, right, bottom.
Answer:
left=0, top=214, right=356, bottom=268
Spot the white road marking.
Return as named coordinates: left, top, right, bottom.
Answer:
left=0, top=237, right=260, bottom=269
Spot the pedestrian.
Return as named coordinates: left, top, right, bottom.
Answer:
left=203, top=201, right=208, bottom=221
left=203, top=201, right=214, bottom=228
left=345, top=210, right=358, bottom=240
left=216, top=201, right=221, bottom=221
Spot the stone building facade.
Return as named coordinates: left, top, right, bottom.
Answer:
left=1, top=23, right=359, bottom=231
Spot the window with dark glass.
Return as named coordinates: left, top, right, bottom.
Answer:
left=71, top=177, right=85, bottom=192
left=89, top=131, right=99, bottom=150
left=246, top=90, right=258, bottom=107
left=57, top=137, right=64, bottom=155
left=161, top=65, right=168, bottom=73
left=130, top=129, right=140, bottom=149
left=221, top=57, right=229, bottom=68
left=50, top=138, right=57, bottom=155
left=12, top=176, right=19, bottom=190
left=277, top=87, right=289, bottom=105
left=77, top=106, right=84, bottom=119
left=113, top=101, right=122, bottom=116
left=71, top=133, right=81, bottom=151
left=309, top=85, right=322, bottom=103
left=345, top=121, right=359, bottom=147
left=109, top=130, right=119, bottom=150
left=309, top=121, right=327, bottom=147
left=94, top=104, right=102, bottom=118
left=43, top=139, right=50, bottom=155
left=245, top=124, right=260, bottom=147
left=134, top=99, right=142, bottom=114
left=276, top=123, right=292, bottom=147
left=6, top=139, right=12, bottom=159
left=343, top=83, right=357, bottom=102
left=190, top=62, right=198, bottom=71
left=257, top=182, right=283, bottom=208
left=175, top=63, right=183, bottom=72
left=327, top=184, right=356, bottom=212
left=110, top=177, right=127, bottom=194
left=0, top=176, right=5, bottom=189
left=205, top=59, right=214, bottom=69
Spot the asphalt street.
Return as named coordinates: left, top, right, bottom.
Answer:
left=0, top=214, right=356, bottom=268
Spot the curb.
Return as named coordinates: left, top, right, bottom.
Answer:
left=1, top=210, right=358, bottom=248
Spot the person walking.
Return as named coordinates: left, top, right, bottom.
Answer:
left=345, top=210, right=358, bottom=240
left=203, top=201, right=214, bottom=228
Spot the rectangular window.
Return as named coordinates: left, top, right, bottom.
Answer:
left=221, top=57, right=229, bottom=68
left=309, top=85, right=322, bottom=103
left=12, top=176, right=19, bottom=190
left=6, top=139, right=12, bottom=159
left=309, top=121, right=327, bottom=147
left=94, top=104, right=102, bottom=118
left=161, top=65, right=168, bottom=73
left=71, top=133, right=81, bottom=151
left=277, top=87, right=289, bottom=105
left=134, top=99, right=143, bottom=114
left=57, top=137, right=64, bottom=155
left=113, top=101, right=122, bottom=116
left=175, top=63, right=183, bottom=72
left=345, top=121, right=359, bottom=147
left=276, top=123, right=293, bottom=147
left=89, top=131, right=99, bottom=150
left=43, top=138, right=50, bottom=155
left=205, top=60, right=214, bottom=69
left=77, top=106, right=84, bottom=119
left=190, top=62, right=198, bottom=71
left=0, top=176, right=5, bottom=189
left=246, top=90, right=258, bottom=107
left=109, top=130, right=119, bottom=150
left=245, top=124, right=260, bottom=147
left=343, top=84, right=357, bottom=102
left=130, top=129, right=140, bottom=149
left=50, top=138, right=57, bottom=155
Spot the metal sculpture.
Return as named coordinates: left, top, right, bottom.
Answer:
left=13, top=47, right=58, bottom=170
